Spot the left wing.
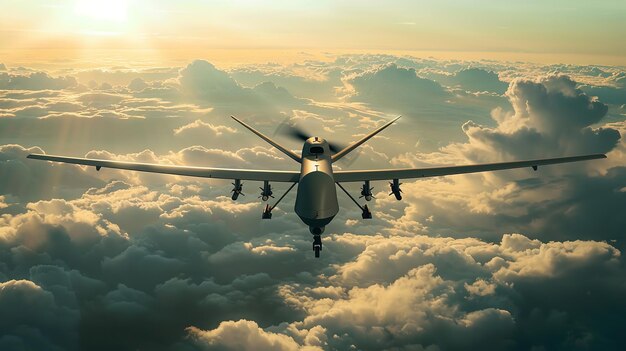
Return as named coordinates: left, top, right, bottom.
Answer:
left=27, top=154, right=300, bottom=182
left=231, top=116, right=302, bottom=163
left=334, top=154, right=606, bottom=182
left=332, top=116, right=401, bottom=162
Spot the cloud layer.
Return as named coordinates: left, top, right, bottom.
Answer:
left=1, top=54, right=625, bottom=350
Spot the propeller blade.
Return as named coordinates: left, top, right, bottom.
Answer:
left=274, top=117, right=361, bottom=166
left=328, top=142, right=344, bottom=154
left=328, top=140, right=360, bottom=166
left=275, top=121, right=311, bottom=142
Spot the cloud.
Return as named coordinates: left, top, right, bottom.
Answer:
left=77, top=92, right=127, bottom=108
left=186, top=320, right=310, bottom=351
left=231, top=64, right=343, bottom=101
left=128, top=78, right=149, bottom=92
left=74, top=67, right=180, bottom=87
left=253, top=81, right=301, bottom=106
left=2, top=143, right=626, bottom=350
left=449, top=68, right=509, bottom=94
left=0, top=278, right=80, bottom=351
left=177, top=60, right=312, bottom=119
left=0, top=144, right=104, bottom=201
left=0, top=71, right=78, bottom=91
left=1, top=56, right=626, bottom=351
left=0, top=175, right=307, bottom=350
left=345, top=63, right=450, bottom=112
left=386, top=74, right=624, bottom=245
left=179, top=60, right=242, bottom=102
left=271, top=234, right=623, bottom=351
left=443, top=75, right=619, bottom=162
left=580, top=80, right=626, bottom=105
left=174, top=119, right=237, bottom=138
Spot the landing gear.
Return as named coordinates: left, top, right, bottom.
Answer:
left=361, top=204, right=372, bottom=219
left=313, top=234, right=322, bottom=258
left=262, top=204, right=272, bottom=219
left=336, top=182, right=373, bottom=220
left=260, top=182, right=297, bottom=219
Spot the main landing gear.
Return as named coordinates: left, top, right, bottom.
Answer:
left=260, top=182, right=297, bottom=219
left=336, top=182, right=373, bottom=219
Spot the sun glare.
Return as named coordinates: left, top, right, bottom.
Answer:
left=75, top=0, right=128, bottom=22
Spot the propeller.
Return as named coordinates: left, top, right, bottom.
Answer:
left=275, top=122, right=311, bottom=143
left=274, top=119, right=360, bottom=166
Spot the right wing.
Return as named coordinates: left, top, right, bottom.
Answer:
left=27, top=154, right=300, bottom=182
left=334, top=154, right=606, bottom=182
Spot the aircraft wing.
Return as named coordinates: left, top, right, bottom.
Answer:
left=334, top=154, right=606, bottom=182
left=27, top=154, right=300, bottom=182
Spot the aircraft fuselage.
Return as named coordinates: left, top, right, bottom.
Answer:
left=294, top=137, right=339, bottom=234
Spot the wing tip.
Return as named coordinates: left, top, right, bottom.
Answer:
left=589, top=153, right=607, bottom=159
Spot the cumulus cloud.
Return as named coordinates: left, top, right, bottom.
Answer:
left=128, top=77, right=149, bottom=92
left=580, top=78, right=626, bottom=105
left=75, top=67, right=180, bottom=87
left=231, top=63, right=343, bottom=101
left=456, top=75, right=619, bottom=161
left=387, top=74, right=624, bottom=244
left=184, top=233, right=623, bottom=351
left=449, top=68, right=509, bottom=94
left=0, top=71, right=77, bottom=90
left=1, top=55, right=626, bottom=351
left=179, top=60, right=243, bottom=102
left=0, top=279, right=79, bottom=351
left=174, top=119, right=237, bottom=138
left=345, top=63, right=450, bottom=111
left=186, top=320, right=310, bottom=351
left=0, top=144, right=104, bottom=201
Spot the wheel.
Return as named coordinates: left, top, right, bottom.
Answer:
left=314, top=245, right=320, bottom=258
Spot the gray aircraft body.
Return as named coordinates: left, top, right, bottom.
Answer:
left=28, top=116, right=606, bottom=257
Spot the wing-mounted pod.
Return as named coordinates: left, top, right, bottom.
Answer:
left=259, top=180, right=274, bottom=201
left=389, top=178, right=402, bottom=200
left=359, top=180, right=374, bottom=201
left=231, top=179, right=244, bottom=200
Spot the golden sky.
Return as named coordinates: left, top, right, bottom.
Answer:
left=2, top=0, right=626, bottom=66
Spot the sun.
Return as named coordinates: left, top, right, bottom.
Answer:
left=75, top=0, right=128, bottom=22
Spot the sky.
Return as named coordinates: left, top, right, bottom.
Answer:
left=1, top=1, right=626, bottom=351
left=2, top=0, right=626, bottom=66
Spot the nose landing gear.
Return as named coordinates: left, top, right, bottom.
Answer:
left=309, top=227, right=324, bottom=258
left=313, top=234, right=322, bottom=258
